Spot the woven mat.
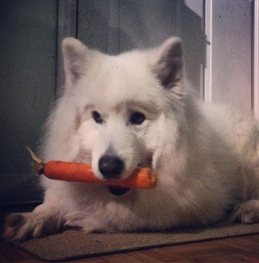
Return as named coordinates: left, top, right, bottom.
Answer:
left=7, top=223, right=259, bottom=261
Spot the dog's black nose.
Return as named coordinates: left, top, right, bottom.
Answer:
left=99, top=155, right=124, bottom=179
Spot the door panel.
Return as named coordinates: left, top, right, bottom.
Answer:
left=0, top=0, right=57, bottom=205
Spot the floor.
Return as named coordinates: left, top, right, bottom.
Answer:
left=1, top=205, right=259, bottom=262
left=1, top=234, right=259, bottom=262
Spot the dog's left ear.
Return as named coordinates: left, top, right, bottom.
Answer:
left=154, top=37, right=183, bottom=89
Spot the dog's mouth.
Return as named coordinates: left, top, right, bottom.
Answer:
left=108, top=186, right=130, bottom=196
left=107, top=158, right=153, bottom=196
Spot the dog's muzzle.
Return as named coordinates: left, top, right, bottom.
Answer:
left=98, top=155, right=131, bottom=196
left=99, top=155, right=124, bottom=179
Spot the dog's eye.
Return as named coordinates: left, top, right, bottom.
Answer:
left=92, top=111, right=103, bottom=124
left=130, top=112, right=146, bottom=125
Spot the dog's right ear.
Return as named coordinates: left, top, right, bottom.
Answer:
left=62, top=37, right=88, bottom=86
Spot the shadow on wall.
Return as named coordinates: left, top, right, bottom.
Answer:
left=179, top=0, right=206, bottom=95
left=78, top=0, right=206, bottom=95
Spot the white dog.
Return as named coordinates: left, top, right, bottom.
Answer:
left=4, top=37, right=259, bottom=240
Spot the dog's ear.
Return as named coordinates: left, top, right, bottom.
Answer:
left=154, top=37, right=183, bottom=89
left=62, top=37, right=88, bottom=85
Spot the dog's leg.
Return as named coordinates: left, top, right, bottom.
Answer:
left=4, top=204, right=64, bottom=240
left=231, top=200, right=259, bottom=223
left=64, top=211, right=108, bottom=233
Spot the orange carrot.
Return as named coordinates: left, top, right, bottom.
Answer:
left=43, top=161, right=156, bottom=189
left=27, top=147, right=157, bottom=189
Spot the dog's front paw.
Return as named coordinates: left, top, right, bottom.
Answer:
left=4, top=205, right=63, bottom=240
left=4, top=213, right=27, bottom=240
left=64, top=211, right=107, bottom=233
left=231, top=200, right=259, bottom=223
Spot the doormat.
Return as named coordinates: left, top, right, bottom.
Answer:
left=8, top=223, right=259, bottom=261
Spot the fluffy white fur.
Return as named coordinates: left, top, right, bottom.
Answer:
left=4, top=37, right=259, bottom=240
